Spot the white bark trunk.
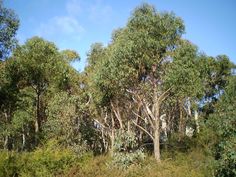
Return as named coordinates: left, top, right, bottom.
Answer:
left=4, top=135, right=8, bottom=150
left=22, top=126, right=26, bottom=150
left=154, top=128, right=161, bottom=162
left=194, top=110, right=200, bottom=133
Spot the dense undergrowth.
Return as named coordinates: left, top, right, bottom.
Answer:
left=0, top=143, right=214, bottom=177
left=65, top=150, right=213, bottom=177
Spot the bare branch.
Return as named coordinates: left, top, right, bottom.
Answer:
left=132, top=120, right=154, bottom=140
left=157, top=87, right=172, bottom=103
left=85, top=94, right=91, bottom=106
left=144, top=101, right=155, bottom=120
left=94, top=119, right=105, bottom=128
left=132, top=110, right=146, bottom=122
left=141, top=105, right=155, bottom=129
left=111, top=102, right=123, bottom=129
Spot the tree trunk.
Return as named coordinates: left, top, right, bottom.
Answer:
left=110, top=129, right=115, bottom=157
left=22, top=126, right=26, bottom=151
left=178, top=100, right=185, bottom=139
left=3, top=111, right=13, bottom=150
left=4, top=135, right=8, bottom=150
left=110, top=114, right=115, bottom=157
left=154, top=128, right=161, bottom=162
left=194, top=110, right=200, bottom=133
left=178, top=105, right=184, bottom=138
left=153, top=87, right=161, bottom=162
left=111, top=101, right=123, bottom=129
left=34, top=91, right=42, bottom=146
left=35, top=92, right=41, bottom=133
left=127, top=120, right=131, bottom=133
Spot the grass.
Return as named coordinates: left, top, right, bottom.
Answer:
left=63, top=149, right=213, bottom=177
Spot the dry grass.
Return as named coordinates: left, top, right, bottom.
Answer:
left=63, top=149, right=213, bottom=177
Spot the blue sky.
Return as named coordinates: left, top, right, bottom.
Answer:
left=4, top=0, right=236, bottom=71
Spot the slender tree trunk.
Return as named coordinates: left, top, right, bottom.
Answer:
left=34, top=91, right=42, bottom=146
left=194, top=110, right=200, bottom=133
left=178, top=100, right=186, bottom=139
left=3, top=111, right=13, bottom=150
left=35, top=92, right=41, bottom=133
left=4, top=111, right=8, bottom=150
left=22, top=126, right=26, bottom=151
left=178, top=104, right=184, bottom=138
left=154, top=128, right=161, bottom=162
left=4, top=135, right=8, bottom=150
left=111, top=101, right=123, bottom=129
left=110, top=130, right=114, bottom=156
left=127, top=120, right=131, bottom=133
left=153, top=87, right=161, bottom=162
left=110, top=114, right=115, bottom=157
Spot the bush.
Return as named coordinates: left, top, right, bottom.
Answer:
left=0, top=140, right=80, bottom=177
left=64, top=150, right=213, bottom=177
left=111, top=131, right=145, bottom=169
left=0, top=151, right=20, bottom=177
left=214, top=138, right=236, bottom=177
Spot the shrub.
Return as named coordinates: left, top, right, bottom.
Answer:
left=0, top=140, right=80, bottom=177
left=0, top=151, right=20, bottom=177
left=111, top=130, right=145, bottom=169
left=18, top=140, right=77, bottom=176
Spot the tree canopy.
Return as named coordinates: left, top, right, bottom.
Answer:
left=0, top=0, right=19, bottom=60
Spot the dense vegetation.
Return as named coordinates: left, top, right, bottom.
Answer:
left=0, top=2, right=235, bottom=177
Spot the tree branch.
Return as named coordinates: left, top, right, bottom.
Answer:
left=157, top=87, right=172, bottom=103
left=132, top=110, right=147, bottom=122
left=132, top=120, right=154, bottom=140
left=111, top=101, right=123, bottom=129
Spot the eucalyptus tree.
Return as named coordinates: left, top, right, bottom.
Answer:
left=11, top=37, right=61, bottom=137
left=198, top=54, right=233, bottom=116
left=165, top=40, right=203, bottom=138
left=206, top=76, right=236, bottom=176
left=8, top=37, right=80, bottom=147
left=88, top=3, right=188, bottom=161
left=85, top=42, right=124, bottom=155
left=0, top=0, right=19, bottom=148
left=0, top=0, right=19, bottom=60
left=0, top=59, right=21, bottom=149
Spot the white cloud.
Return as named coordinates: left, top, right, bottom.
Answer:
left=35, top=0, right=113, bottom=47
left=66, top=0, right=82, bottom=16
left=37, top=16, right=84, bottom=38
left=66, top=0, right=113, bottom=23
left=88, top=0, right=113, bottom=23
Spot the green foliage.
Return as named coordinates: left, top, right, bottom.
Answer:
left=88, top=3, right=186, bottom=107
left=0, top=0, right=19, bottom=60
left=19, top=140, right=77, bottom=177
left=198, top=54, right=233, bottom=116
left=64, top=150, right=212, bottom=177
left=165, top=40, right=202, bottom=97
left=111, top=131, right=145, bottom=169
left=205, top=76, right=236, bottom=176
left=12, top=36, right=60, bottom=87
left=0, top=140, right=79, bottom=177
left=44, top=92, right=77, bottom=141
left=214, top=138, right=236, bottom=177
left=61, top=49, right=80, bottom=62
left=0, top=151, right=20, bottom=177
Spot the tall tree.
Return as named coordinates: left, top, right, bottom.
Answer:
left=207, top=76, right=236, bottom=177
left=87, top=3, right=186, bottom=161
left=0, top=36, right=80, bottom=149
left=10, top=37, right=79, bottom=146
left=0, top=0, right=19, bottom=60
left=198, top=55, right=233, bottom=116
